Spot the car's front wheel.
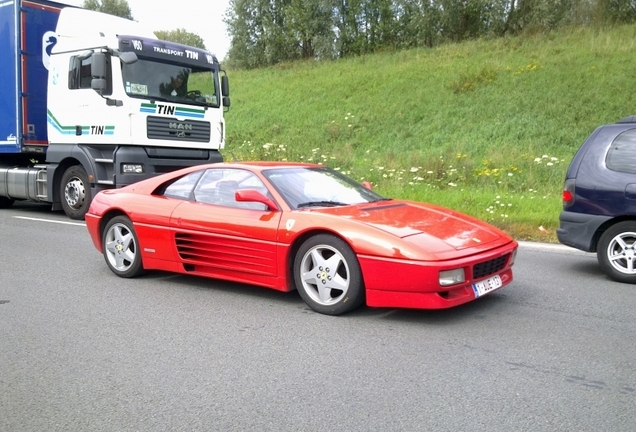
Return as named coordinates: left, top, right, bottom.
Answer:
left=597, top=221, right=636, bottom=284
left=102, top=216, right=145, bottom=278
left=294, top=234, right=365, bottom=315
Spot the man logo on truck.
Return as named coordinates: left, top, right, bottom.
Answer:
left=169, top=122, right=193, bottom=131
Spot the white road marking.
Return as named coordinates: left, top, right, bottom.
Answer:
left=13, top=216, right=86, bottom=227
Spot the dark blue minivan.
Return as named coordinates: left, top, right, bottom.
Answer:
left=557, top=115, right=636, bottom=283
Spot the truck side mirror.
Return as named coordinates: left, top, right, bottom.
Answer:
left=221, top=75, right=229, bottom=97
left=221, top=75, right=230, bottom=109
left=92, top=79, right=107, bottom=93
left=89, top=51, right=117, bottom=104
left=91, top=52, right=107, bottom=96
left=91, top=52, right=107, bottom=78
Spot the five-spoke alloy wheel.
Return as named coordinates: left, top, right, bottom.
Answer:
left=294, top=234, right=364, bottom=315
left=598, top=221, right=636, bottom=284
left=102, top=216, right=145, bottom=278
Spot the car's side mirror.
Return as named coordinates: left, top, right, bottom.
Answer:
left=235, top=189, right=278, bottom=211
left=362, top=181, right=373, bottom=190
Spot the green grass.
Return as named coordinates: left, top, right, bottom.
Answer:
left=221, top=25, right=636, bottom=242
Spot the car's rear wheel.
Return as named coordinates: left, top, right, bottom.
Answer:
left=598, top=221, right=636, bottom=284
left=293, top=234, right=365, bottom=315
left=102, top=216, right=145, bottom=278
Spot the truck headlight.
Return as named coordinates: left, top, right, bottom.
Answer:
left=439, top=268, right=465, bottom=286
left=122, top=164, right=144, bottom=174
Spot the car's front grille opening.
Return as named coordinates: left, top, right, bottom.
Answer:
left=472, top=254, right=509, bottom=279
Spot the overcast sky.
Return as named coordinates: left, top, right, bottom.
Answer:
left=60, top=0, right=231, bottom=59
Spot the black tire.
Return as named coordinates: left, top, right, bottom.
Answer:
left=597, top=221, right=636, bottom=284
left=60, top=165, right=92, bottom=220
left=102, top=216, right=145, bottom=278
left=0, top=196, right=15, bottom=209
left=293, top=234, right=365, bottom=315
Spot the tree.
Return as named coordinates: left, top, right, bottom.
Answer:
left=82, top=0, right=134, bottom=20
left=224, top=0, right=636, bottom=69
left=224, top=0, right=269, bottom=68
left=154, top=29, right=207, bottom=49
left=285, top=0, right=335, bottom=59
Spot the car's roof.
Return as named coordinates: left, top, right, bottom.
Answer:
left=195, top=161, right=322, bottom=173
left=122, top=161, right=326, bottom=194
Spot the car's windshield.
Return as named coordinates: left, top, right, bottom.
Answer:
left=264, top=167, right=386, bottom=209
left=122, top=59, right=219, bottom=107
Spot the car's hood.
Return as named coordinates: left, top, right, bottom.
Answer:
left=318, top=201, right=505, bottom=251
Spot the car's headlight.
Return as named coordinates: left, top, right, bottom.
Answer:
left=509, top=248, right=518, bottom=266
left=439, top=268, right=465, bottom=286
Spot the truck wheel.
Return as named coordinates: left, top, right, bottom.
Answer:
left=60, top=165, right=91, bottom=220
left=0, top=197, right=14, bottom=209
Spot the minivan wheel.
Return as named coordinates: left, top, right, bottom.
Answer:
left=597, top=221, right=636, bottom=284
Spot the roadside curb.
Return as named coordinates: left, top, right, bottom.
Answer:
left=518, top=240, right=594, bottom=256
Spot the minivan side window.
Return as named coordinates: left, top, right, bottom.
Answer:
left=606, top=129, right=636, bottom=174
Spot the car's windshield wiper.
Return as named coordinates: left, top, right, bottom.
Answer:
left=297, top=200, right=348, bottom=208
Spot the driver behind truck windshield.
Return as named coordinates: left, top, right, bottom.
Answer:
left=159, top=71, right=188, bottom=97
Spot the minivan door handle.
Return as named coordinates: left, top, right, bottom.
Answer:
left=625, top=183, right=636, bottom=200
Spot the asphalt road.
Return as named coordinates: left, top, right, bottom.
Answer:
left=1, top=203, right=634, bottom=431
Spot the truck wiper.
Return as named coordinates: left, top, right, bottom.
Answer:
left=297, top=200, right=348, bottom=208
left=150, top=96, right=171, bottom=103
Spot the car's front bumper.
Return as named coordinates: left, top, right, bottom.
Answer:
left=359, top=242, right=517, bottom=309
left=556, top=211, right=611, bottom=252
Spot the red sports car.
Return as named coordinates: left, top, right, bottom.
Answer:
left=86, top=162, right=518, bottom=315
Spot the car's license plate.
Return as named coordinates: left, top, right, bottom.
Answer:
left=472, top=274, right=502, bottom=298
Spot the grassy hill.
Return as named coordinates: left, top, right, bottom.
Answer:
left=223, top=24, right=636, bottom=242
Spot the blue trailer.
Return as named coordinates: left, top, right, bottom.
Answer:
left=0, top=0, right=230, bottom=219
left=0, top=0, right=63, bottom=157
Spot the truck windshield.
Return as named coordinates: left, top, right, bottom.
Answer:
left=121, top=59, right=219, bottom=107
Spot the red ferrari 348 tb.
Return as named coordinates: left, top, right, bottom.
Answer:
left=86, top=162, right=518, bottom=315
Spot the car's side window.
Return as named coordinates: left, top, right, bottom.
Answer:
left=193, top=169, right=269, bottom=210
left=162, top=171, right=204, bottom=200
left=607, top=129, right=636, bottom=174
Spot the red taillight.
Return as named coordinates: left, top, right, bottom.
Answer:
left=562, top=179, right=576, bottom=208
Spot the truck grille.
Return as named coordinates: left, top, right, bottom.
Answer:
left=472, top=254, right=510, bottom=279
left=147, top=116, right=210, bottom=143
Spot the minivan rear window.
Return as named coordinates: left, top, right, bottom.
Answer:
left=606, top=129, right=636, bottom=174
